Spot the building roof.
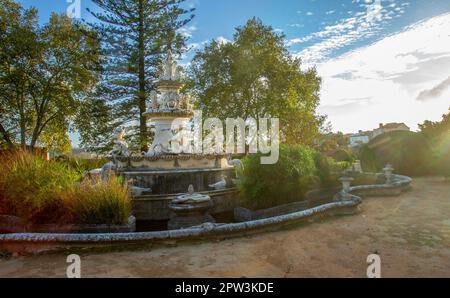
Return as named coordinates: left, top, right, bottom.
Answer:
left=378, top=122, right=409, bottom=130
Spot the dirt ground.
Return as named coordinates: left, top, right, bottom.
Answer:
left=0, top=177, right=449, bottom=278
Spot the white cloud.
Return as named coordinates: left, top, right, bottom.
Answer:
left=315, top=13, right=450, bottom=133
left=291, top=0, right=404, bottom=67
left=215, top=36, right=231, bottom=45
left=177, top=25, right=197, bottom=38
left=288, top=23, right=305, bottom=28
left=417, top=76, right=450, bottom=102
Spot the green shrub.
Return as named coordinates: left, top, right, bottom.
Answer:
left=359, top=131, right=432, bottom=176
left=312, top=154, right=353, bottom=188
left=0, top=152, right=131, bottom=225
left=426, top=132, right=450, bottom=178
left=237, top=144, right=317, bottom=209
left=358, top=144, right=381, bottom=173
left=313, top=153, right=335, bottom=188
left=331, top=147, right=355, bottom=163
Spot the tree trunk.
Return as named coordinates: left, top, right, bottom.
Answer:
left=20, top=119, right=26, bottom=150
left=0, top=123, right=15, bottom=149
left=138, top=0, right=148, bottom=152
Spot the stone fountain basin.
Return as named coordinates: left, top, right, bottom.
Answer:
left=169, top=200, right=214, bottom=214
left=0, top=173, right=412, bottom=255
left=121, top=167, right=236, bottom=195
left=133, top=187, right=239, bottom=221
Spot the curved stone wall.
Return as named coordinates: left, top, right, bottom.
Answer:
left=0, top=172, right=412, bottom=254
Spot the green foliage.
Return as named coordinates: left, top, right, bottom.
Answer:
left=419, top=108, right=450, bottom=178
left=331, top=147, right=355, bottom=163
left=0, top=1, right=101, bottom=152
left=54, top=155, right=109, bottom=175
left=237, top=144, right=317, bottom=209
left=359, top=131, right=432, bottom=176
left=312, top=152, right=336, bottom=188
left=358, top=144, right=381, bottom=173
left=316, top=132, right=349, bottom=155
left=312, top=153, right=354, bottom=188
left=0, top=151, right=131, bottom=225
left=187, top=18, right=324, bottom=145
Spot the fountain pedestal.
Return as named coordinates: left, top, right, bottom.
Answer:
left=168, top=185, right=216, bottom=230
left=109, top=50, right=238, bottom=222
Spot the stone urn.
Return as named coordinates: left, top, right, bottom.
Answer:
left=383, top=164, right=394, bottom=184
left=339, top=176, right=354, bottom=194
left=334, top=176, right=355, bottom=202
left=168, top=185, right=216, bottom=230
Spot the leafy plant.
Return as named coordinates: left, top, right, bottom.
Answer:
left=359, top=131, right=432, bottom=176
left=237, top=144, right=317, bottom=209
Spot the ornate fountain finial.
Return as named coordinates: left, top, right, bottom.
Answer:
left=144, top=49, right=194, bottom=157
left=161, top=49, right=181, bottom=81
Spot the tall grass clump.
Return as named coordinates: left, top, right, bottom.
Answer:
left=65, top=177, right=131, bottom=225
left=0, top=151, right=79, bottom=223
left=0, top=151, right=131, bottom=225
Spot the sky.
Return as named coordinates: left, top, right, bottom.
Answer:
left=16, top=0, right=450, bottom=145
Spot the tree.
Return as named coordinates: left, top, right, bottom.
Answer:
left=0, top=0, right=40, bottom=149
left=419, top=108, right=450, bottom=140
left=0, top=0, right=101, bottom=152
left=419, top=108, right=450, bottom=177
left=187, top=18, right=324, bottom=145
left=80, top=0, right=195, bottom=152
left=315, top=132, right=349, bottom=156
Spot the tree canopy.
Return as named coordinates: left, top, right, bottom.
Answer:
left=187, top=17, right=324, bottom=145
left=0, top=0, right=101, bottom=152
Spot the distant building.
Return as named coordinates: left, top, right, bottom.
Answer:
left=372, top=122, right=410, bottom=139
left=349, top=122, right=410, bottom=147
left=349, top=130, right=371, bottom=147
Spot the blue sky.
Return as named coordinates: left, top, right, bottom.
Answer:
left=19, top=0, right=450, bottom=64
left=16, top=0, right=450, bottom=145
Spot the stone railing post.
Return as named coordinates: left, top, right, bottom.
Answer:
left=383, top=164, right=394, bottom=184
left=339, top=176, right=354, bottom=195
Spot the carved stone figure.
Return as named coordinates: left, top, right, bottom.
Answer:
left=208, top=175, right=227, bottom=190
left=111, top=127, right=130, bottom=158
left=172, top=185, right=211, bottom=204
left=150, top=90, right=159, bottom=110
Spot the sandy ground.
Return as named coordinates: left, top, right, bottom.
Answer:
left=0, top=177, right=449, bottom=278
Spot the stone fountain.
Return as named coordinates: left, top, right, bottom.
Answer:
left=110, top=51, right=240, bottom=223
left=168, top=184, right=215, bottom=229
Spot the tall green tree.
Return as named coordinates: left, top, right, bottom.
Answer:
left=187, top=17, right=324, bottom=145
left=0, top=0, right=39, bottom=149
left=419, top=108, right=450, bottom=140
left=79, top=0, right=194, bottom=152
left=419, top=108, right=450, bottom=177
left=0, top=0, right=101, bottom=152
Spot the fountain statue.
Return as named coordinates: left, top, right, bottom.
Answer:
left=111, top=50, right=240, bottom=224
